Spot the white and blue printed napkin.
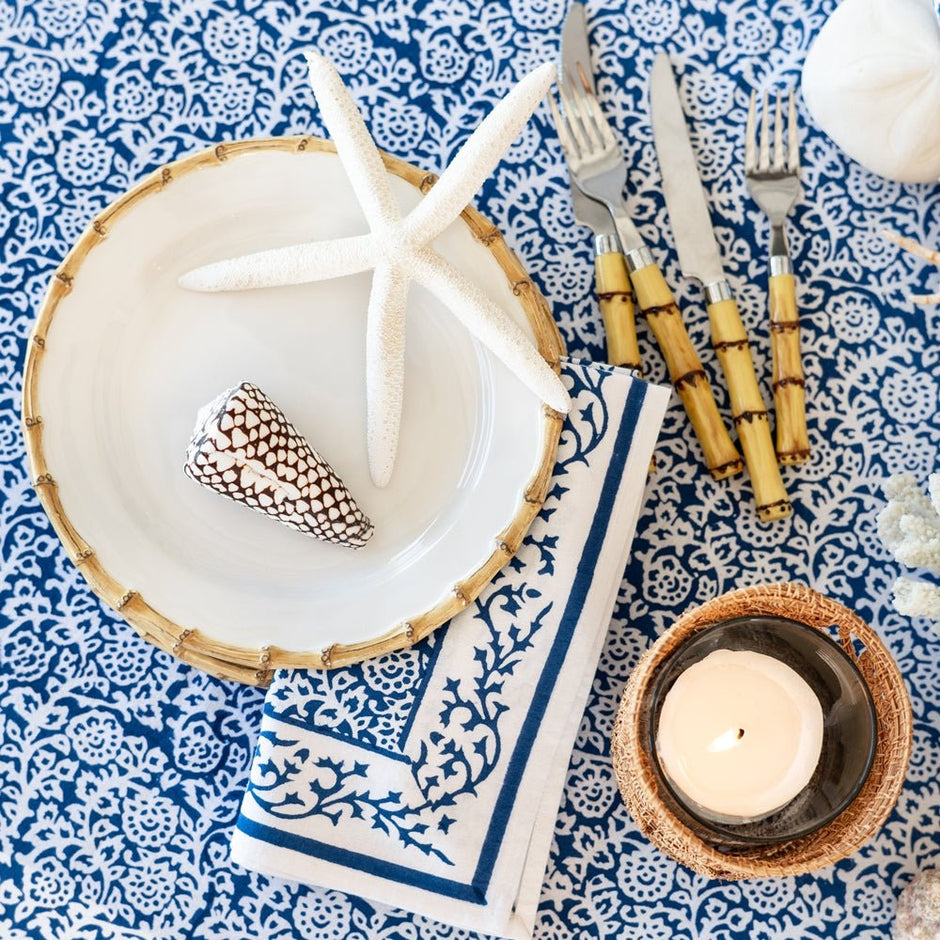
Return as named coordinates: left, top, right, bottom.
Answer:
left=231, top=359, right=668, bottom=939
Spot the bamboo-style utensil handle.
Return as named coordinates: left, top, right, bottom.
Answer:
left=707, top=291, right=792, bottom=521
left=630, top=261, right=742, bottom=479
left=769, top=272, right=809, bottom=465
left=595, top=250, right=641, bottom=372
left=594, top=249, right=655, bottom=473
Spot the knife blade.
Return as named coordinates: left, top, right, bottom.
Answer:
left=561, top=1, right=594, bottom=93
left=560, top=2, right=641, bottom=374
left=650, top=53, right=792, bottom=521
left=650, top=55, right=726, bottom=287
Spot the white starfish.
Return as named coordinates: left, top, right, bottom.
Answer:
left=180, top=52, right=570, bottom=488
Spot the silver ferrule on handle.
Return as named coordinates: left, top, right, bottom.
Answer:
left=770, top=255, right=793, bottom=276
left=703, top=279, right=733, bottom=304
left=624, top=245, right=654, bottom=275
left=594, top=233, right=621, bottom=256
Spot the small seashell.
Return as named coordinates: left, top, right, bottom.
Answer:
left=185, top=382, right=374, bottom=548
left=895, top=870, right=940, bottom=940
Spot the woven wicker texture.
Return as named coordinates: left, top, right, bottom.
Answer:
left=611, top=582, right=913, bottom=879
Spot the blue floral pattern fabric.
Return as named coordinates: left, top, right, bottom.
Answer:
left=0, top=0, right=938, bottom=938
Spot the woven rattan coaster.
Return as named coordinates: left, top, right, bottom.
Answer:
left=611, top=582, right=912, bottom=879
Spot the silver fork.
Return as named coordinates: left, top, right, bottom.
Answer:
left=745, top=90, right=801, bottom=271
left=745, top=89, right=810, bottom=465
left=549, top=66, right=648, bottom=265
left=549, top=70, right=743, bottom=481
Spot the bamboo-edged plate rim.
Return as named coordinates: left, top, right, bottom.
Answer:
left=22, top=136, right=565, bottom=687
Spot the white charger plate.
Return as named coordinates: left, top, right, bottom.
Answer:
left=23, top=138, right=563, bottom=684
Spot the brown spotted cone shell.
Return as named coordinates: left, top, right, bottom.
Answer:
left=184, top=382, right=374, bottom=548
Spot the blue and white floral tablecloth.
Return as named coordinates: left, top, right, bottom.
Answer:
left=1, top=1, right=938, bottom=938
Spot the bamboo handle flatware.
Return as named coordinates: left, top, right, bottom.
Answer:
left=595, top=249, right=641, bottom=372
left=650, top=54, right=785, bottom=512
left=550, top=34, right=741, bottom=480
left=707, top=289, right=792, bottom=518
left=594, top=243, right=656, bottom=473
left=630, top=260, right=743, bottom=480
left=768, top=272, right=809, bottom=464
left=745, top=89, right=809, bottom=466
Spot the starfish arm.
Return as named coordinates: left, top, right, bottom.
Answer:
left=366, top=262, right=409, bottom=487
left=178, top=234, right=378, bottom=292
left=410, top=250, right=569, bottom=414
left=305, top=52, right=400, bottom=229
left=403, top=63, right=555, bottom=246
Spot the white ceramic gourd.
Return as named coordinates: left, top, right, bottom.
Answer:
left=802, top=0, right=940, bottom=184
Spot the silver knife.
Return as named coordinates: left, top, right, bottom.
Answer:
left=650, top=53, right=792, bottom=520
left=561, top=1, right=594, bottom=93
left=559, top=2, right=641, bottom=373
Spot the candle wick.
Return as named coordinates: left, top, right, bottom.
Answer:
left=707, top=726, right=748, bottom=752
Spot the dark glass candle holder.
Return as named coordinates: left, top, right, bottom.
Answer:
left=641, top=615, right=877, bottom=847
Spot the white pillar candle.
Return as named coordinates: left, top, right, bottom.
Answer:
left=656, top=649, right=825, bottom=821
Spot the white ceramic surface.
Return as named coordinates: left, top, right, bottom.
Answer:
left=37, top=148, right=547, bottom=651
left=801, top=0, right=940, bottom=184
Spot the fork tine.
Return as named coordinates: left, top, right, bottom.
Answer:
left=745, top=90, right=757, bottom=173
left=773, top=91, right=785, bottom=171
left=589, top=92, right=618, bottom=149
left=558, top=74, right=592, bottom=156
left=759, top=91, right=771, bottom=171
left=577, top=65, right=618, bottom=149
left=547, top=94, right=579, bottom=160
left=565, top=68, right=607, bottom=153
left=787, top=89, right=799, bottom=172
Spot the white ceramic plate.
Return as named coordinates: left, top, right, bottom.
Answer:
left=24, top=139, right=561, bottom=679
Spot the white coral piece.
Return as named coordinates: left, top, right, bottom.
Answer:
left=895, top=869, right=940, bottom=940
left=893, top=577, right=940, bottom=623
left=897, top=511, right=940, bottom=571
left=878, top=472, right=926, bottom=553
left=929, top=473, right=940, bottom=516
left=879, top=472, right=940, bottom=623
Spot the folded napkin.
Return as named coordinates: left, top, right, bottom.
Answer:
left=232, top=359, right=668, bottom=939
